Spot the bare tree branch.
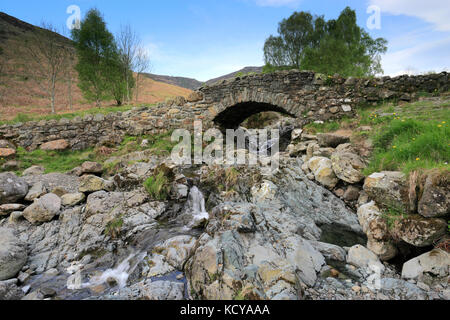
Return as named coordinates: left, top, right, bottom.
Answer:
left=117, top=24, right=140, bottom=103
left=134, top=46, right=151, bottom=103
left=24, top=22, right=69, bottom=114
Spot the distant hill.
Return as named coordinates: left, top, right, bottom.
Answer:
left=0, top=12, right=191, bottom=120
left=143, top=66, right=265, bottom=90
left=205, top=66, right=263, bottom=86
left=143, top=73, right=203, bottom=91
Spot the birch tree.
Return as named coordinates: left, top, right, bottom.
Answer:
left=25, top=23, right=69, bottom=114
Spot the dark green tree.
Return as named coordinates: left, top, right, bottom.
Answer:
left=264, top=12, right=317, bottom=69
left=71, top=9, right=125, bottom=106
left=263, top=7, right=387, bottom=77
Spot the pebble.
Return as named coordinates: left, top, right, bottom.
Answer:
left=352, top=286, right=361, bottom=293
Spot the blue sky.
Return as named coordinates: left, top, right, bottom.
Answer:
left=1, top=0, right=449, bottom=81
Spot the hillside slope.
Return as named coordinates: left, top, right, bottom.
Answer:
left=0, top=12, right=191, bottom=120
left=143, top=73, right=202, bottom=91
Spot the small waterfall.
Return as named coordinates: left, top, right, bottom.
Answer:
left=67, top=252, right=146, bottom=291
left=184, top=186, right=209, bottom=229
left=67, top=187, right=209, bottom=293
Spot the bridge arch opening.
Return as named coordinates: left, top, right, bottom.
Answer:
left=213, top=101, right=296, bottom=130
left=213, top=101, right=297, bottom=153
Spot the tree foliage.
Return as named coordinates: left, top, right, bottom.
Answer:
left=263, top=7, right=388, bottom=77
left=71, top=9, right=128, bottom=106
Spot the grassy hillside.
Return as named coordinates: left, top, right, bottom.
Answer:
left=304, top=94, right=450, bottom=175
left=0, top=12, right=191, bottom=121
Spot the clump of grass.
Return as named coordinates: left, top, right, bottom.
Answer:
left=105, top=216, right=124, bottom=239
left=304, top=120, right=340, bottom=134
left=382, top=207, right=406, bottom=230
left=225, top=167, right=239, bottom=191
left=143, top=170, right=171, bottom=200
left=364, top=119, right=449, bottom=175
left=0, top=104, right=152, bottom=126
left=8, top=147, right=94, bottom=175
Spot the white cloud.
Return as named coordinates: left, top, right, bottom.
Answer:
left=253, top=0, right=302, bottom=7
left=369, top=0, right=450, bottom=31
left=381, top=36, right=450, bottom=76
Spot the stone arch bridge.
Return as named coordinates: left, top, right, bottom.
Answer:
left=0, top=70, right=448, bottom=151
left=193, top=70, right=448, bottom=130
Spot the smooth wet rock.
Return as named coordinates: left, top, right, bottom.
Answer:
left=0, top=227, right=27, bottom=281
left=402, top=249, right=449, bottom=280
left=0, top=172, right=29, bottom=204
left=157, top=235, right=196, bottom=270
left=22, top=193, right=61, bottom=224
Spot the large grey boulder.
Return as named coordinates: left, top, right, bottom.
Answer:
left=79, top=175, right=113, bottom=193
left=363, top=171, right=411, bottom=213
left=392, top=215, right=447, bottom=247
left=307, top=156, right=338, bottom=189
left=22, top=193, right=61, bottom=224
left=0, top=173, right=29, bottom=204
left=25, top=182, right=47, bottom=201
left=357, top=201, right=397, bottom=261
left=418, top=170, right=449, bottom=218
left=0, top=227, right=28, bottom=281
left=331, top=150, right=366, bottom=184
left=317, top=133, right=350, bottom=148
left=402, top=249, right=449, bottom=280
left=347, top=245, right=385, bottom=274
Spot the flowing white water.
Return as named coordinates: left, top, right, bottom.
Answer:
left=188, top=186, right=209, bottom=222
left=180, top=186, right=210, bottom=231
left=67, top=187, right=209, bottom=292
left=67, top=252, right=146, bottom=290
